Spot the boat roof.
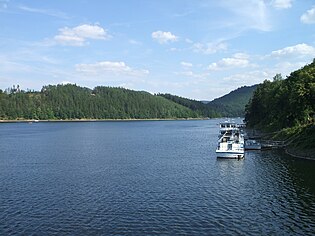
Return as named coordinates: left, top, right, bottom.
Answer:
left=219, top=121, right=245, bottom=126
left=219, top=122, right=236, bottom=125
left=219, top=122, right=244, bottom=130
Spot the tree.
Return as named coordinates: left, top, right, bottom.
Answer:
left=245, top=59, right=315, bottom=130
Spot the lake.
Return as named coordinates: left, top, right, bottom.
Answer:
left=1, top=120, right=315, bottom=235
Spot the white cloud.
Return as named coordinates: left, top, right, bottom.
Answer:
left=223, top=70, right=268, bottom=84
left=169, top=47, right=180, bottom=52
left=54, top=24, right=110, bottom=46
left=208, top=53, right=250, bottom=70
left=271, top=0, right=292, bottom=9
left=185, top=38, right=193, bottom=44
left=271, top=43, right=315, bottom=56
left=219, top=0, right=271, bottom=31
left=60, top=81, right=73, bottom=85
left=181, top=62, right=193, bottom=67
left=301, top=6, right=315, bottom=24
left=129, top=39, right=142, bottom=45
left=175, top=71, right=208, bottom=79
left=152, top=31, right=178, bottom=44
left=272, top=61, right=308, bottom=76
left=75, top=61, right=149, bottom=77
left=221, top=60, right=309, bottom=89
left=193, top=41, right=227, bottom=54
left=55, top=35, right=85, bottom=46
left=18, top=5, right=69, bottom=19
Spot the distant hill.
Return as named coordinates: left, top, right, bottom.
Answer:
left=207, top=85, right=258, bottom=117
left=0, top=84, right=199, bottom=120
left=159, top=84, right=258, bottom=117
left=157, top=93, right=220, bottom=117
left=0, top=83, right=258, bottom=120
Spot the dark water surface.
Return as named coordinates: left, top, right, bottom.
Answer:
left=1, top=120, right=315, bottom=235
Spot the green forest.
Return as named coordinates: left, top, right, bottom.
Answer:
left=245, top=60, right=315, bottom=155
left=159, top=85, right=257, bottom=118
left=245, top=60, right=315, bottom=130
left=0, top=83, right=256, bottom=120
left=157, top=93, right=221, bottom=118
left=0, top=85, right=198, bottom=120
left=207, top=85, right=258, bottom=117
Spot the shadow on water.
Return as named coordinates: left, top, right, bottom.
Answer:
left=252, top=149, right=315, bottom=233
left=212, top=149, right=315, bottom=235
left=276, top=150, right=315, bottom=216
left=270, top=150, right=315, bottom=193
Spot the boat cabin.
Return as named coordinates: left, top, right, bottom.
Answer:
left=220, top=123, right=237, bottom=129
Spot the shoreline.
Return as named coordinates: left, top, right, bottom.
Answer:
left=2, top=119, right=313, bottom=160
left=246, top=126, right=315, bottom=161
left=284, top=148, right=315, bottom=161
left=0, top=117, right=209, bottom=123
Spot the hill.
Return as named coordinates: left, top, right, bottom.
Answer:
left=159, top=84, right=258, bottom=117
left=207, top=85, right=258, bottom=117
left=157, top=93, right=220, bottom=117
left=245, top=60, right=315, bottom=158
left=0, top=83, right=258, bottom=121
left=245, top=61, right=315, bottom=130
left=0, top=84, right=199, bottom=120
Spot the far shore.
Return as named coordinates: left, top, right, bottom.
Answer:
left=0, top=117, right=210, bottom=123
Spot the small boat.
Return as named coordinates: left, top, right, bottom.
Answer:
left=216, top=122, right=245, bottom=159
left=245, top=139, right=261, bottom=150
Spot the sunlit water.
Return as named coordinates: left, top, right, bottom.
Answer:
left=1, top=120, right=315, bottom=235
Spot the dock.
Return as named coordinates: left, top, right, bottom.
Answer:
left=242, top=127, right=289, bottom=149
left=260, top=140, right=286, bottom=149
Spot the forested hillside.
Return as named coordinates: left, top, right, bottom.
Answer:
left=0, top=82, right=258, bottom=121
left=0, top=84, right=199, bottom=120
left=245, top=60, right=315, bottom=130
left=157, top=94, right=220, bottom=117
left=207, top=85, right=258, bottom=117
left=245, top=60, right=315, bottom=157
left=159, top=85, right=257, bottom=117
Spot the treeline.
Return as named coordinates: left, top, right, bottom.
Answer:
left=0, top=84, right=199, bottom=120
left=245, top=60, right=315, bottom=131
left=208, top=85, right=258, bottom=117
left=157, top=93, right=221, bottom=117
left=159, top=85, right=257, bottom=117
left=0, top=82, right=258, bottom=120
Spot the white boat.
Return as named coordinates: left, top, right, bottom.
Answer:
left=216, top=122, right=245, bottom=159
left=245, top=139, right=261, bottom=150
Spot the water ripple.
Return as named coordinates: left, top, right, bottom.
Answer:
left=0, top=120, right=315, bottom=235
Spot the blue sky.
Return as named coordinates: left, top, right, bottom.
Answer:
left=1, top=0, right=315, bottom=100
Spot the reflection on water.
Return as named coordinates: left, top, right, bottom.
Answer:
left=0, top=120, right=314, bottom=235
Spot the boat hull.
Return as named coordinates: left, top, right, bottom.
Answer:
left=216, top=150, right=244, bottom=159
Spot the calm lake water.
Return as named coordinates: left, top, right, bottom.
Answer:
left=1, top=120, right=315, bottom=235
